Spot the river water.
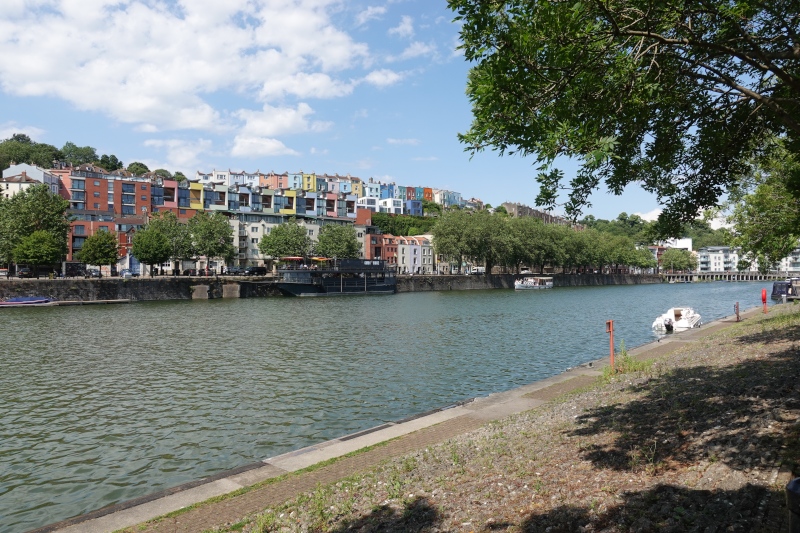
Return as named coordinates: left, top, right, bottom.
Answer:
left=0, top=281, right=774, bottom=531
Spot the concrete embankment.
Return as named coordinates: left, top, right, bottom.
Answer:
left=0, top=274, right=660, bottom=303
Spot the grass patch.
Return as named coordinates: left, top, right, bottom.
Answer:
left=602, top=341, right=652, bottom=382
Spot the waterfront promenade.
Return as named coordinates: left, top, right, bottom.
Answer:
left=39, top=304, right=798, bottom=532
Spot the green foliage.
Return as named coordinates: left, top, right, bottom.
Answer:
left=371, top=212, right=437, bottom=236
left=173, top=171, right=187, bottom=182
left=258, top=217, right=312, bottom=258
left=146, top=211, right=194, bottom=266
left=0, top=136, right=62, bottom=171
left=315, top=224, right=360, bottom=259
left=153, top=168, right=172, bottom=178
left=725, top=139, right=800, bottom=270
left=96, top=154, right=123, bottom=171
left=132, top=226, right=172, bottom=270
left=61, top=142, right=98, bottom=166
left=76, top=230, right=119, bottom=266
left=188, top=212, right=235, bottom=262
left=450, top=0, right=800, bottom=237
left=12, top=230, right=64, bottom=267
left=421, top=199, right=442, bottom=217
left=127, top=162, right=150, bottom=176
left=660, top=248, right=697, bottom=272
left=0, top=184, right=70, bottom=264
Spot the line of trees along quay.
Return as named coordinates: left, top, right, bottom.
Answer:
left=432, top=210, right=657, bottom=274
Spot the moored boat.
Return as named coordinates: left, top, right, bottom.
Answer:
left=275, top=258, right=397, bottom=297
left=0, top=296, right=54, bottom=307
left=772, top=278, right=800, bottom=301
left=514, top=276, right=554, bottom=290
left=652, top=307, right=701, bottom=332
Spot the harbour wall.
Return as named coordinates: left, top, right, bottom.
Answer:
left=0, top=274, right=661, bottom=302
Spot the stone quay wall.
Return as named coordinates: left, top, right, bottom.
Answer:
left=0, top=274, right=661, bottom=302
left=396, top=273, right=661, bottom=292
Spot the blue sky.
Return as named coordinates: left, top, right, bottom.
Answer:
left=0, top=0, right=662, bottom=221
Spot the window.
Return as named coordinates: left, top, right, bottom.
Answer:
left=251, top=227, right=259, bottom=233
left=122, top=183, right=135, bottom=193
left=308, top=229, right=313, bottom=236
left=94, top=203, right=100, bottom=209
left=251, top=238, right=259, bottom=243
left=74, top=225, right=85, bottom=235
left=72, top=180, right=85, bottom=190
left=179, top=209, right=186, bottom=215
left=122, top=194, right=135, bottom=204
left=141, top=196, right=147, bottom=201
left=108, top=194, right=114, bottom=203
left=94, top=191, right=100, bottom=197
left=122, top=205, right=135, bottom=215
left=141, top=184, right=147, bottom=190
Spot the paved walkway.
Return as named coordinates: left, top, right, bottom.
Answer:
left=38, top=307, right=778, bottom=533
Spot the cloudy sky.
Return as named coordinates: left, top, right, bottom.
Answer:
left=0, top=0, right=661, bottom=221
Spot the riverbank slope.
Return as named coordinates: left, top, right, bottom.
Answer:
left=48, top=305, right=799, bottom=533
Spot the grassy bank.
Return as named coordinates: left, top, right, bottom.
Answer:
left=131, top=307, right=800, bottom=533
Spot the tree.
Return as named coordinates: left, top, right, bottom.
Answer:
left=76, top=230, right=119, bottom=270
left=127, top=162, right=150, bottom=176
left=660, top=248, right=697, bottom=273
left=153, top=168, right=172, bottom=178
left=61, top=142, right=98, bottom=166
left=146, top=211, right=194, bottom=273
left=0, top=184, right=70, bottom=264
left=450, top=0, right=800, bottom=236
left=0, top=136, right=61, bottom=171
left=432, top=210, right=472, bottom=273
left=315, top=224, right=360, bottom=259
left=97, top=154, right=123, bottom=171
left=258, top=217, right=312, bottom=258
left=188, top=212, right=235, bottom=269
left=173, top=171, right=188, bottom=183
left=422, top=199, right=442, bottom=217
left=725, top=139, right=800, bottom=270
left=132, top=226, right=171, bottom=275
left=12, top=231, right=64, bottom=272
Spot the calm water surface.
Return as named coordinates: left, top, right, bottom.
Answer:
left=0, top=281, right=774, bottom=531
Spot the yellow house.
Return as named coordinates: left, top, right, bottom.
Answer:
left=189, top=182, right=204, bottom=210
left=302, top=173, right=317, bottom=192
left=279, top=189, right=297, bottom=215
left=350, top=177, right=363, bottom=198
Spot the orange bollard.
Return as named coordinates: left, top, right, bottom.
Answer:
left=605, top=320, right=615, bottom=371
left=762, top=289, right=767, bottom=314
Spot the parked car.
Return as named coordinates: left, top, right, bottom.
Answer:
left=86, top=269, right=101, bottom=278
left=183, top=268, right=209, bottom=276
left=17, top=267, right=33, bottom=278
left=0, top=268, right=8, bottom=278
left=223, top=266, right=244, bottom=275
left=120, top=269, right=139, bottom=279
left=244, top=266, right=268, bottom=276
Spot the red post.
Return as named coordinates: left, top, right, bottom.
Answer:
left=606, top=320, right=615, bottom=371
left=762, top=289, right=768, bottom=314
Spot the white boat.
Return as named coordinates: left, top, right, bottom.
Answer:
left=651, top=307, right=701, bottom=332
left=514, top=276, right=553, bottom=290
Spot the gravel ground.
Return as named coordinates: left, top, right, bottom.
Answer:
left=134, top=307, right=800, bottom=533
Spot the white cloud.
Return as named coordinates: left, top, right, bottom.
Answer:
left=231, top=136, right=300, bottom=157
left=387, top=41, right=437, bottom=62
left=143, top=138, right=213, bottom=171
left=388, top=15, right=414, bottom=38
left=234, top=103, right=332, bottom=137
left=363, top=69, right=403, bottom=87
left=0, top=121, right=44, bottom=141
left=0, top=0, right=371, bottom=131
left=356, top=6, right=387, bottom=26
left=634, top=208, right=662, bottom=222
left=309, top=147, right=329, bottom=155
left=387, top=138, right=419, bottom=145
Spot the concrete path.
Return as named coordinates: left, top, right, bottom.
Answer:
left=35, top=307, right=766, bottom=533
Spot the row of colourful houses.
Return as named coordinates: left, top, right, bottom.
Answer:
left=1, top=162, right=466, bottom=273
